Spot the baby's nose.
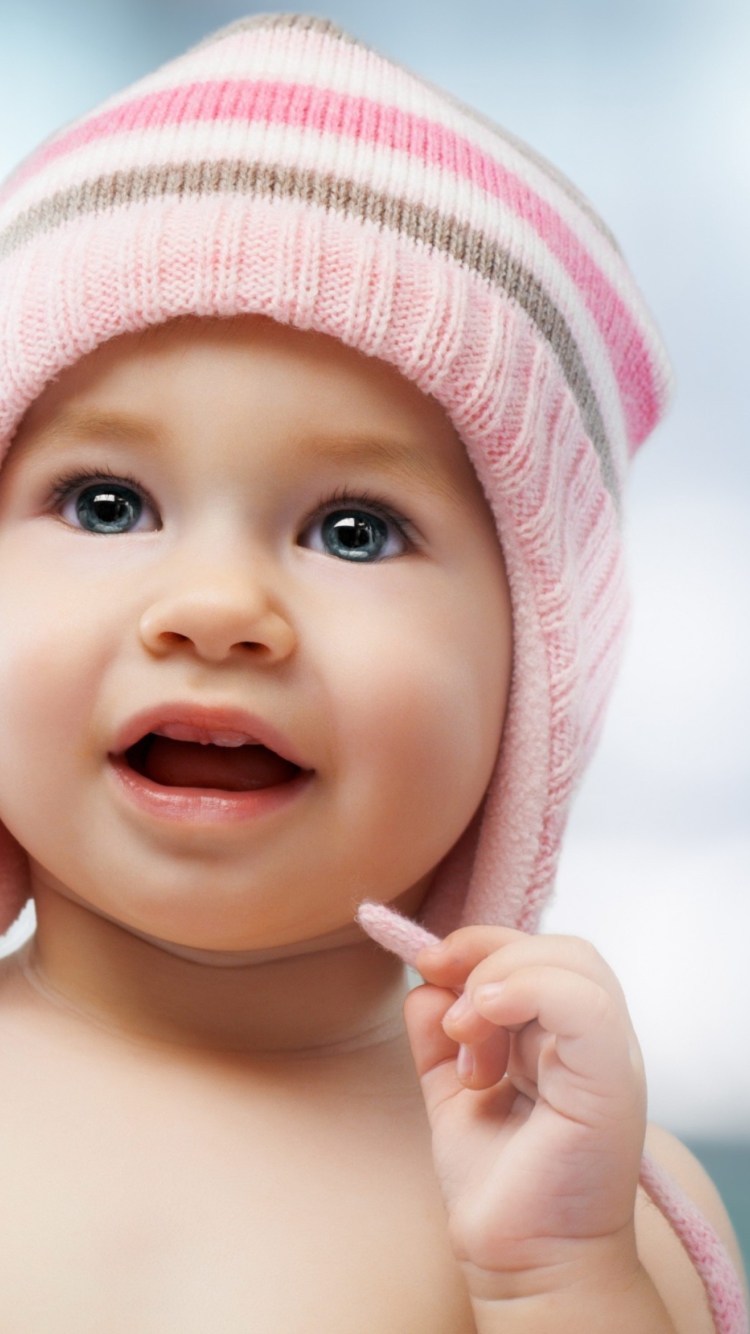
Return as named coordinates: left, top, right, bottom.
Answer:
left=139, top=575, right=296, bottom=665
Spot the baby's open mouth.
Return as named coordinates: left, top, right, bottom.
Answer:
left=124, top=726, right=302, bottom=791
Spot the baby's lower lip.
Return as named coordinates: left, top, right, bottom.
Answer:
left=107, top=754, right=313, bottom=826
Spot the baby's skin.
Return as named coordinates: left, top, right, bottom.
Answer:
left=0, top=316, right=743, bottom=1332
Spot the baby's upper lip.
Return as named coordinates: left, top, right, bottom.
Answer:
left=110, top=703, right=310, bottom=769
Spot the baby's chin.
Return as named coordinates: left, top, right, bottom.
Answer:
left=118, top=881, right=430, bottom=966
left=34, top=870, right=429, bottom=967
left=121, top=917, right=369, bottom=968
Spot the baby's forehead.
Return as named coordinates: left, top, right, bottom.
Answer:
left=21, top=314, right=439, bottom=428
left=9, top=316, right=492, bottom=517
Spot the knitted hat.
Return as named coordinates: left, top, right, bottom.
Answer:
left=0, top=13, right=669, bottom=942
left=0, top=20, right=746, bottom=1332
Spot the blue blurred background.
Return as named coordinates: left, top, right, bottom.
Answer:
left=0, top=0, right=747, bottom=1271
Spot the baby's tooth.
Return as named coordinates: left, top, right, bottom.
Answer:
left=156, top=723, right=199, bottom=742
left=153, top=724, right=252, bottom=746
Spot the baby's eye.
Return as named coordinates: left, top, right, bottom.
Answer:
left=301, top=499, right=413, bottom=562
left=54, top=475, right=158, bottom=534
left=321, top=510, right=393, bottom=561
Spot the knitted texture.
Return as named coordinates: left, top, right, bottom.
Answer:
left=0, top=16, right=744, bottom=1329
left=639, top=1153, right=749, bottom=1334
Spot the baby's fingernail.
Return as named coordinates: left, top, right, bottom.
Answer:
left=456, top=1044, right=475, bottom=1082
left=474, top=982, right=506, bottom=1006
left=444, top=992, right=472, bottom=1024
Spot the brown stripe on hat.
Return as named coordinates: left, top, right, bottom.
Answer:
left=0, top=159, right=617, bottom=501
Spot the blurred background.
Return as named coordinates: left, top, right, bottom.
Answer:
left=0, top=0, right=747, bottom=1270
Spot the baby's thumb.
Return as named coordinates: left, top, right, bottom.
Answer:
left=400, top=987, right=459, bottom=1088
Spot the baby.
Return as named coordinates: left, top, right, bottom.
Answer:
left=0, top=13, right=745, bottom=1334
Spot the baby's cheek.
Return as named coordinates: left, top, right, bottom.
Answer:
left=0, top=576, right=108, bottom=832
left=332, top=621, right=502, bottom=883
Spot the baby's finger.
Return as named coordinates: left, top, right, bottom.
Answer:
left=457, top=1024, right=512, bottom=1090
left=506, top=1020, right=557, bottom=1101
left=435, top=933, right=629, bottom=1020
left=507, top=1018, right=548, bottom=1083
left=415, top=925, right=528, bottom=988
left=473, top=965, right=632, bottom=1093
left=442, top=988, right=499, bottom=1046
left=402, top=982, right=460, bottom=1081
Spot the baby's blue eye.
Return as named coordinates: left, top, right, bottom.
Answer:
left=75, top=483, right=143, bottom=534
left=322, top=509, right=389, bottom=561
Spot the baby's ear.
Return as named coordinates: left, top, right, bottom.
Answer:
left=0, top=821, right=31, bottom=933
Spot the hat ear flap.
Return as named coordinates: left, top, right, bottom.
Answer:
left=0, top=820, right=31, bottom=935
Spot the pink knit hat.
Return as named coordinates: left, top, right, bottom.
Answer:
left=0, top=18, right=745, bottom=1328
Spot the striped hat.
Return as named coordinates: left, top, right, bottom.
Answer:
left=0, top=14, right=671, bottom=947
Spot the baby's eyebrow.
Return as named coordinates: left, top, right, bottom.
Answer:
left=298, top=434, right=463, bottom=505
left=20, top=411, right=464, bottom=505
left=21, top=408, right=163, bottom=454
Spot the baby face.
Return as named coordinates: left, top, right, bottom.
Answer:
left=0, top=317, right=512, bottom=950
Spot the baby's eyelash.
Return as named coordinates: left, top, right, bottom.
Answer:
left=45, top=472, right=420, bottom=546
left=48, top=465, right=148, bottom=509
left=305, top=486, right=420, bottom=546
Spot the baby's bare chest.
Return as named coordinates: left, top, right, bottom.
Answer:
left=0, top=1031, right=477, bottom=1333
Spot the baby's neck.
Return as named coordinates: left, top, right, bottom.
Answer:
left=24, top=877, right=413, bottom=1058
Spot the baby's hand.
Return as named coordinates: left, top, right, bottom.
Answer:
left=407, top=927, right=648, bottom=1300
